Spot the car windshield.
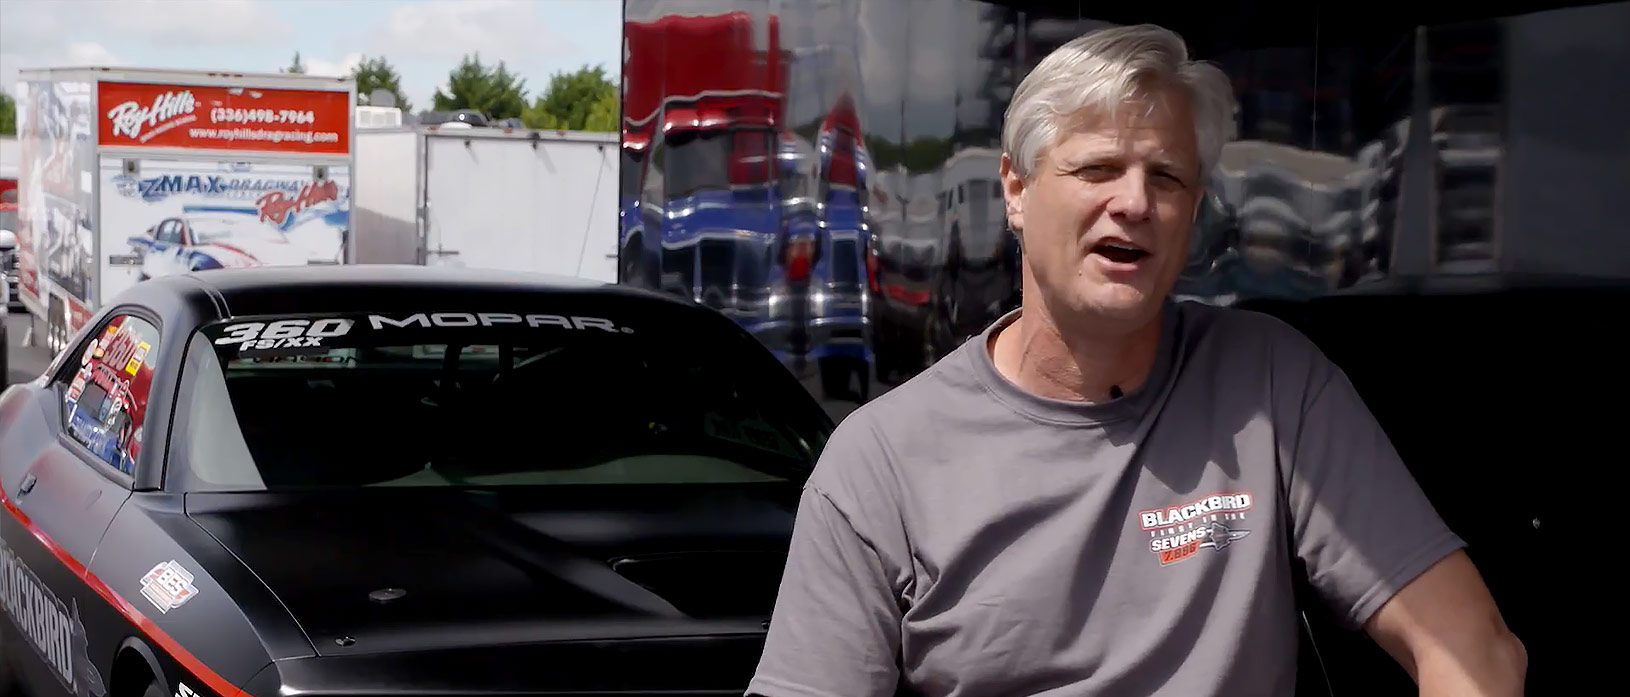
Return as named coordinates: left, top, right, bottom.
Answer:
left=176, top=309, right=831, bottom=492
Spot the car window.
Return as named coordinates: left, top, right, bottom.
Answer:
left=63, top=314, right=161, bottom=475
left=176, top=309, right=831, bottom=492
left=157, top=221, right=182, bottom=244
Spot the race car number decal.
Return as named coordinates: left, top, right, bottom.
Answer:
left=213, top=318, right=354, bottom=351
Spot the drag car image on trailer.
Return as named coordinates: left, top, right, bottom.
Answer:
left=125, top=205, right=343, bottom=280
left=0, top=264, right=834, bottom=697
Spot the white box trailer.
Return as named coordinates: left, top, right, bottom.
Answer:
left=12, top=66, right=355, bottom=354
left=350, top=126, right=619, bottom=283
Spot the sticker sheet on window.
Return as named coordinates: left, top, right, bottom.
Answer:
left=63, top=315, right=159, bottom=471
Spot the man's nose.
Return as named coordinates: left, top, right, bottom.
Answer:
left=1105, top=170, right=1152, bottom=221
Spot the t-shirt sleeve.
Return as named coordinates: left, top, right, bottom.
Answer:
left=1287, top=364, right=1467, bottom=630
left=748, top=420, right=908, bottom=697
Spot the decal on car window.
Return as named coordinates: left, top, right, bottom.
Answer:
left=0, top=540, right=108, bottom=696
left=366, top=312, right=635, bottom=333
left=202, top=312, right=640, bottom=359
left=212, top=317, right=355, bottom=352
left=65, top=315, right=159, bottom=474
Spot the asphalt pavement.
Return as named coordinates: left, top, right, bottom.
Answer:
left=5, top=310, right=52, bottom=387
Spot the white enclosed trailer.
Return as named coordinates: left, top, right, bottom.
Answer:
left=350, top=126, right=619, bottom=283
left=12, top=66, right=355, bottom=354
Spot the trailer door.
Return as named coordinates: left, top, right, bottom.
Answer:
left=422, top=132, right=618, bottom=282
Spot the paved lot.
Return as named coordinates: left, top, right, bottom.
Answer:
left=5, top=310, right=53, bottom=387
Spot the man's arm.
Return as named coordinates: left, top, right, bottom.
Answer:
left=1276, top=345, right=1523, bottom=695
left=749, top=416, right=910, bottom=697
left=1363, top=550, right=1526, bottom=696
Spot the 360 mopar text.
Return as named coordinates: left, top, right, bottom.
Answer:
left=214, top=318, right=354, bottom=351
left=367, top=312, right=636, bottom=333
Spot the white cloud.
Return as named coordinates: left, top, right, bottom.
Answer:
left=1, top=34, right=122, bottom=97
left=1, top=0, right=264, bottom=96
left=303, top=52, right=364, bottom=79
left=370, top=0, right=572, bottom=62
left=0, top=0, right=70, bottom=91
left=95, top=0, right=292, bottom=46
left=65, top=42, right=121, bottom=67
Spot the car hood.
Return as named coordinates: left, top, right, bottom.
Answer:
left=184, top=485, right=798, bottom=659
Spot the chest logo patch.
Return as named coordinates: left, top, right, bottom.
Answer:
left=1139, top=491, right=1254, bottom=566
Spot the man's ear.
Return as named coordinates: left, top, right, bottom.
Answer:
left=999, top=152, right=1026, bottom=232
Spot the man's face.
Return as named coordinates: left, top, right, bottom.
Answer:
left=1002, top=85, right=1204, bottom=335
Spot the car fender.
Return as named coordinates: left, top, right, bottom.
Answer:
left=82, top=497, right=311, bottom=697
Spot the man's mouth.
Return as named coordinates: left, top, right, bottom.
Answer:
left=1090, top=240, right=1151, bottom=264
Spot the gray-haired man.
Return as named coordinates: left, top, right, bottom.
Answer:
left=748, top=23, right=1525, bottom=697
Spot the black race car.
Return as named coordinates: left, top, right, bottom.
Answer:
left=0, top=265, right=832, bottom=697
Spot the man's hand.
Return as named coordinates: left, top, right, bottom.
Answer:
left=1363, top=550, right=1526, bottom=696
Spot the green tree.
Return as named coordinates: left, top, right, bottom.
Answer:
left=0, top=93, right=15, bottom=136
left=581, top=89, right=618, bottom=131
left=282, top=51, right=307, bottom=74
left=350, top=55, right=412, bottom=113
left=520, top=64, right=617, bottom=132
left=432, top=53, right=527, bottom=120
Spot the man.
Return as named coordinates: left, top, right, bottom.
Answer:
left=748, top=23, right=1525, bottom=697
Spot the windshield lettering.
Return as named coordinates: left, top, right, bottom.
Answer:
left=367, top=313, right=632, bottom=333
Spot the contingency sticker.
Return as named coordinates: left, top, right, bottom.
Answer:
left=139, top=560, right=199, bottom=614
left=124, top=342, right=150, bottom=375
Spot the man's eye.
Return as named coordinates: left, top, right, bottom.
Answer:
left=1154, top=171, right=1189, bottom=187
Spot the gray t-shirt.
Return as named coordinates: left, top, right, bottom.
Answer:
left=749, top=300, right=1464, bottom=697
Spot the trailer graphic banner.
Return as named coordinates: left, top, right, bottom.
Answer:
left=15, top=78, right=97, bottom=317
left=99, top=157, right=350, bottom=300
left=97, top=81, right=350, bottom=155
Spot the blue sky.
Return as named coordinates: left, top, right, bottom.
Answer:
left=0, top=0, right=624, bottom=113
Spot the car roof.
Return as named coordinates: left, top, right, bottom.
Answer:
left=129, top=264, right=690, bottom=323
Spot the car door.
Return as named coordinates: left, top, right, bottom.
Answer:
left=0, top=311, right=161, bottom=697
